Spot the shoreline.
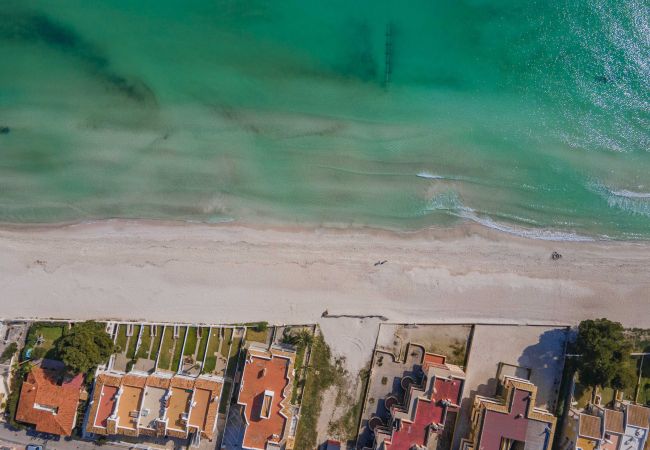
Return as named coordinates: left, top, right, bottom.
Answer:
left=1, top=219, right=649, bottom=327
left=0, top=212, right=622, bottom=243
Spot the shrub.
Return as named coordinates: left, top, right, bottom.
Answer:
left=253, top=321, right=268, bottom=333
left=1, top=343, right=17, bottom=363
left=30, top=346, right=47, bottom=361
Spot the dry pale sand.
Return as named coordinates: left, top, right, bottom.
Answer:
left=0, top=220, right=649, bottom=327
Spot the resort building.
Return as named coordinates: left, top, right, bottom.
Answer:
left=85, top=371, right=223, bottom=445
left=460, top=376, right=557, bottom=450
left=236, top=344, right=296, bottom=450
left=561, top=403, right=649, bottom=450
left=370, top=353, right=466, bottom=450
left=15, top=360, right=84, bottom=436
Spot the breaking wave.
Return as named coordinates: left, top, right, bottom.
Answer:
left=416, top=171, right=445, bottom=180
left=589, top=181, right=650, bottom=217
left=423, top=190, right=595, bottom=241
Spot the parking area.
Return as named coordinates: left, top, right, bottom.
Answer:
left=0, top=322, right=27, bottom=358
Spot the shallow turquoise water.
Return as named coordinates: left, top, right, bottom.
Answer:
left=0, top=0, right=649, bottom=239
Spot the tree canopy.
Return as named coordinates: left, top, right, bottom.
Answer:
left=574, top=318, right=636, bottom=391
left=55, top=321, right=115, bottom=374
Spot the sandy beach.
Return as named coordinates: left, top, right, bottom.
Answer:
left=1, top=220, right=649, bottom=327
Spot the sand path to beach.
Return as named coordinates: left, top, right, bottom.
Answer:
left=1, top=220, right=649, bottom=327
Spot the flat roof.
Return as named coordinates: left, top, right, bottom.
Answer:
left=117, top=386, right=143, bottom=430
left=188, top=388, right=211, bottom=430
left=94, top=385, right=118, bottom=428
left=168, top=387, right=191, bottom=431
left=86, top=372, right=222, bottom=440
left=139, top=387, right=167, bottom=430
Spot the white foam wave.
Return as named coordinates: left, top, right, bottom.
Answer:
left=455, top=208, right=595, bottom=242
left=588, top=180, right=650, bottom=217
left=610, top=189, right=650, bottom=199
left=416, top=171, right=445, bottom=180
left=423, top=190, right=594, bottom=241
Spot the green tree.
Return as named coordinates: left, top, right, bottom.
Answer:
left=55, top=321, right=115, bottom=374
left=296, top=330, right=314, bottom=347
left=575, top=319, right=636, bottom=395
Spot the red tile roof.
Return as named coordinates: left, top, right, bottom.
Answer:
left=382, top=375, right=463, bottom=450
left=86, top=372, right=222, bottom=440
left=15, top=366, right=83, bottom=436
left=466, top=378, right=556, bottom=450
left=238, top=348, right=294, bottom=450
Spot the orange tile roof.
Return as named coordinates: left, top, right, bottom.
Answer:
left=168, top=387, right=191, bottom=432
left=579, top=414, right=602, bottom=439
left=238, top=348, right=295, bottom=450
left=85, top=372, right=222, bottom=440
left=15, top=366, right=83, bottom=436
left=604, top=409, right=625, bottom=434
left=626, top=404, right=650, bottom=429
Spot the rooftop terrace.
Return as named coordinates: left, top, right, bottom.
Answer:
left=237, top=346, right=295, bottom=450
left=86, top=372, right=223, bottom=442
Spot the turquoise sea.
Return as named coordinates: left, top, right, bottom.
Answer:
left=1, top=0, right=649, bottom=239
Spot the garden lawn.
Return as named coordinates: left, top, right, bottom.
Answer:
left=171, top=327, right=187, bottom=371
left=196, top=327, right=210, bottom=363
left=203, top=328, right=220, bottom=373
left=245, top=327, right=269, bottom=344
left=225, top=335, right=242, bottom=380
left=221, top=328, right=233, bottom=358
left=136, top=326, right=152, bottom=359
left=149, top=325, right=163, bottom=360
left=23, top=323, right=65, bottom=360
left=115, top=325, right=128, bottom=353
left=38, top=325, right=64, bottom=349
left=184, top=327, right=198, bottom=356
left=126, top=325, right=141, bottom=359
left=158, top=327, right=174, bottom=370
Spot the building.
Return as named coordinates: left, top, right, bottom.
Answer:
left=236, top=344, right=296, bottom=450
left=562, top=403, right=649, bottom=450
left=371, top=353, right=466, bottom=450
left=325, top=439, right=342, bottom=450
left=622, top=403, right=650, bottom=450
left=85, top=371, right=223, bottom=445
left=563, top=410, right=605, bottom=450
left=460, top=376, right=556, bottom=450
left=15, top=360, right=84, bottom=436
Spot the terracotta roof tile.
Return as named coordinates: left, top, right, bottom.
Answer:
left=238, top=347, right=295, bottom=450
left=85, top=371, right=222, bottom=441
left=604, top=409, right=624, bottom=434
left=579, top=414, right=602, bottom=439
left=15, top=366, right=83, bottom=436
left=626, top=404, right=650, bottom=429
